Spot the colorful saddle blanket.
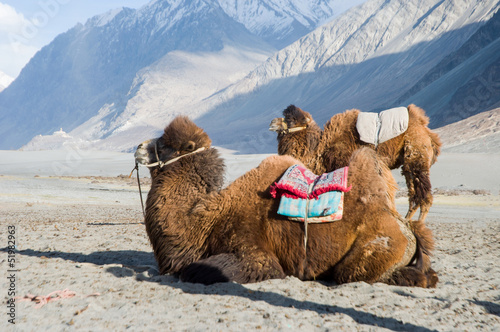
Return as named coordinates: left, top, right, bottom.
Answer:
left=356, top=106, right=408, bottom=146
left=270, top=164, right=350, bottom=222
left=288, top=194, right=344, bottom=223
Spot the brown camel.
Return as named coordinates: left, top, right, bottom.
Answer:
left=269, top=105, right=442, bottom=224
left=135, top=116, right=438, bottom=287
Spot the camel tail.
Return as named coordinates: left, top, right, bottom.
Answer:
left=409, top=217, right=439, bottom=287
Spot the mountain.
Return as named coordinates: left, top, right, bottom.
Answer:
left=0, top=0, right=271, bottom=149
left=219, top=0, right=367, bottom=49
left=7, top=0, right=500, bottom=153
left=0, top=0, right=354, bottom=150
left=0, top=71, right=13, bottom=92
left=397, top=7, right=500, bottom=128
left=194, top=0, right=500, bottom=152
left=434, top=108, right=500, bottom=153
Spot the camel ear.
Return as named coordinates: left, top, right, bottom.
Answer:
left=184, top=140, right=196, bottom=152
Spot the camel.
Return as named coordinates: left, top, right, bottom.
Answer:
left=269, top=105, right=442, bottom=224
left=135, top=116, right=438, bottom=287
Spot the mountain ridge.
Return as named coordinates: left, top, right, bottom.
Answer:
left=0, top=0, right=350, bottom=150
left=0, top=71, right=13, bottom=92
left=195, top=0, right=499, bottom=152
left=3, top=0, right=500, bottom=153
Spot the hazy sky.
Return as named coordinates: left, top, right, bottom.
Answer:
left=0, top=0, right=151, bottom=79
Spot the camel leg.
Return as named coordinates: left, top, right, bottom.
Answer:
left=403, top=175, right=433, bottom=223
left=331, top=222, right=428, bottom=287
left=235, top=250, right=287, bottom=283
left=416, top=192, right=433, bottom=223
left=386, top=266, right=435, bottom=287
left=402, top=169, right=419, bottom=221
left=402, top=142, right=434, bottom=224
left=180, top=253, right=245, bottom=285
left=180, top=251, right=285, bottom=285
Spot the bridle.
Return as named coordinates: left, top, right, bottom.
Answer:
left=283, top=126, right=307, bottom=134
left=271, top=117, right=307, bottom=135
left=139, top=138, right=206, bottom=169
left=130, top=139, right=206, bottom=217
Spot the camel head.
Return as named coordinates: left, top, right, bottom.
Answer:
left=269, top=105, right=313, bottom=134
left=135, top=116, right=212, bottom=176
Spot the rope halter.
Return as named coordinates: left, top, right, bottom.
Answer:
left=134, top=138, right=206, bottom=169
left=269, top=117, right=307, bottom=134
left=131, top=139, right=207, bottom=217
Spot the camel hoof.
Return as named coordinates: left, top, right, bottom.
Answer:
left=426, top=268, right=439, bottom=288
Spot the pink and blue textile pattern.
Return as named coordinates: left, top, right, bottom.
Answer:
left=277, top=191, right=342, bottom=218
left=270, top=164, right=351, bottom=199
left=289, top=194, right=345, bottom=223
left=270, top=164, right=351, bottom=222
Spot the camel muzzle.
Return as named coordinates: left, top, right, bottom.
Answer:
left=269, top=117, right=307, bottom=134
left=269, top=117, right=286, bottom=132
left=135, top=138, right=206, bottom=169
left=134, top=139, right=158, bottom=166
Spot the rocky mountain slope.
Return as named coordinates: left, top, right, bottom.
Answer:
left=0, top=0, right=353, bottom=150
left=196, top=0, right=500, bottom=152
left=397, top=8, right=500, bottom=127
left=219, top=0, right=367, bottom=48
left=435, top=108, right=500, bottom=153
left=4, top=0, right=500, bottom=153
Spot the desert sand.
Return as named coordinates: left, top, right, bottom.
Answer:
left=0, top=148, right=499, bottom=331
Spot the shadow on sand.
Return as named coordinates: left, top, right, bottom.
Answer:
left=7, top=247, right=440, bottom=332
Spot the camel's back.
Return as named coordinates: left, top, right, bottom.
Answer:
left=323, top=109, right=360, bottom=139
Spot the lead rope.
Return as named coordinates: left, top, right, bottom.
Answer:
left=129, top=162, right=146, bottom=217
left=302, top=182, right=314, bottom=273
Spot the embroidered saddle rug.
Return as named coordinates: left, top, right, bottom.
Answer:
left=356, top=106, right=408, bottom=146
left=270, top=164, right=350, bottom=222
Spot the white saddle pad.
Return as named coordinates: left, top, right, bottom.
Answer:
left=356, top=107, right=408, bottom=145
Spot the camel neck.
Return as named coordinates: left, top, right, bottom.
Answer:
left=144, top=148, right=225, bottom=275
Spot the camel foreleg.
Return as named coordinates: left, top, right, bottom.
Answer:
left=180, top=250, right=285, bottom=285
left=402, top=144, right=434, bottom=223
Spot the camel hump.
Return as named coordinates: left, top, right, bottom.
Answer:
left=258, top=155, right=302, bottom=172
left=356, top=107, right=408, bottom=145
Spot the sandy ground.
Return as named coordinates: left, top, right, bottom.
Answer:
left=0, top=149, right=499, bottom=331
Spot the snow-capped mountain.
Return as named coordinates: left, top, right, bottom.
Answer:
left=195, top=0, right=500, bottom=152
left=4, top=0, right=499, bottom=153
left=0, top=0, right=354, bottom=150
left=0, top=0, right=272, bottom=150
left=0, top=71, right=13, bottom=92
left=219, top=0, right=367, bottom=48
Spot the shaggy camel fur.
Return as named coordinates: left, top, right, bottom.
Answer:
left=135, top=116, right=438, bottom=287
left=270, top=105, right=442, bottom=224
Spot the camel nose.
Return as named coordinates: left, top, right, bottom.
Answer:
left=135, top=139, right=156, bottom=165
left=269, top=117, right=285, bottom=132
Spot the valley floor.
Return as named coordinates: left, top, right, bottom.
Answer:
left=0, top=150, right=499, bottom=331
